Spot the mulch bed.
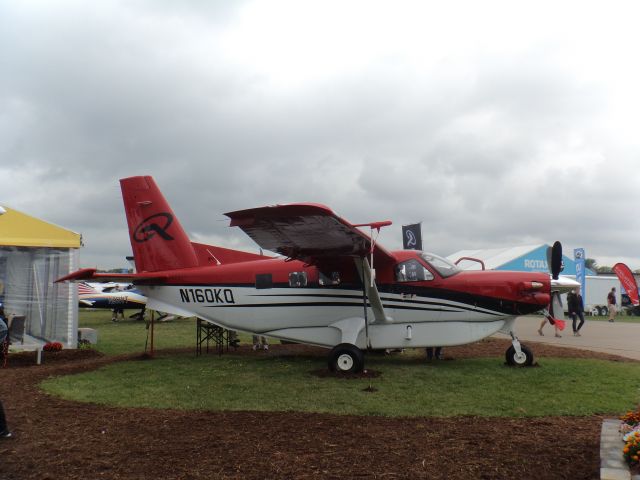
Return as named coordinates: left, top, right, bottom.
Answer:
left=1, top=338, right=629, bottom=479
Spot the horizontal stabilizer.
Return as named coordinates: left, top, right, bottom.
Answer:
left=190, top=242, right=270, bottom=266
left=56, top=268, right=167, bottom=284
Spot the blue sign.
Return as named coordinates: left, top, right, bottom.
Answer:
left=574, top=248, right=586, bottom=303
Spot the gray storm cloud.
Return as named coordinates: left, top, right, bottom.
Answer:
left=1, top=0, right=639, bottom=269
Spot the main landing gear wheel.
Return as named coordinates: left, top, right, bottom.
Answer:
left=328, top=343, right=364, bottom=373
left=505, top=344, right=534, bottom=367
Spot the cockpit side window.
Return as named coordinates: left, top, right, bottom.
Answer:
left=395, top=259, right=434, bottom=282
left=289, top=271, right=308, bottom=287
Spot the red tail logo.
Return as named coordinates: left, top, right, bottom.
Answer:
left=133, top=213, right=175, bottom=242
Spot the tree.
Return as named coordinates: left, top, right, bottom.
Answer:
left=585, top=258, right=598, bottom=271
left=596, top=265, right=613, bottom=274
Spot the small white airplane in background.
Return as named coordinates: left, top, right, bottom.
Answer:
left=78, top=282, right=147, bottom=319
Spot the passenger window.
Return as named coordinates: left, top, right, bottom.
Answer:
left=255, top=273, right=273, bottom=289
left=289, top=272, right=308, bottom=287
left=319, top=271, right=341, bottom=286
left=396, top=259, right=433, bottom=282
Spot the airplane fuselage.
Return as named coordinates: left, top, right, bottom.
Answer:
left=137, top=254, right=550, bottom=349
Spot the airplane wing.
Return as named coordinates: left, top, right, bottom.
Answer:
left=225, top=203, right=396, bottom=267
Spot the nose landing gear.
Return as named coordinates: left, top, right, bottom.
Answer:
left=505, top=333, right=534, bottom=367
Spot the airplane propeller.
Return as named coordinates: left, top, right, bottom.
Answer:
left=547, top=241, right=563, bottom=280
left=544, top=241, right=567, bottom=330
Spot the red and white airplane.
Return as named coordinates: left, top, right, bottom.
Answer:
left=59, top=176, right=555, bottom=372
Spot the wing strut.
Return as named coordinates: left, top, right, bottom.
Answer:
left=360, top=261, right=371, bottom=349
left=355, top=257, right=393, bottom=326
left=352, top=221, right=393, bottom=345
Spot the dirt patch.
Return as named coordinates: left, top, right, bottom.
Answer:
left=0, top=338, right=626, bottom=479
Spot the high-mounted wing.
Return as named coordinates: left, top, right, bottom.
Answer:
left=225, top=203, right=395, bottom=266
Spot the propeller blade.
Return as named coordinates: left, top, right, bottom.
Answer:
left=549, top=241, right=563, bottom=280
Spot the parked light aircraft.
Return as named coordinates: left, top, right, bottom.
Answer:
left=78, top=281, right=147, bottom=314
left=59, top=176, right=561, bottom=372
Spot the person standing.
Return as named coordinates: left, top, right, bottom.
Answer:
left=607, top=287, right=617, bottom=322
left=0, top=400, right=11, bottom=438
left=0, top=306, right=11, bottom=438
left=426, top=346, right=443, bottom=361
left=252, top=335, right=269, bottom=351
left=568, top=288, right=585, bottom=336
left=0, top=305, right=8, bottom=366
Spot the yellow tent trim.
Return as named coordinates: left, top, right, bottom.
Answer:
left=0, top=206, right=81, bottom=248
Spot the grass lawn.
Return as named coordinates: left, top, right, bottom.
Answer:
left=39, top=309, right=640, bottom=418
left=42, top=353, right=640, bottom=417
left=77, top=309, right=197, bottom=355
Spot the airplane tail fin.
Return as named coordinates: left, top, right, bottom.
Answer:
left=120, top=176, right=199, bottom=272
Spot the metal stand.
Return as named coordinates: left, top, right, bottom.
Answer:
left=196, top=318, right=229, bottom=356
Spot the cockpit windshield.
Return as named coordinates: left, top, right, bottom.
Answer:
left=420, top=252, right=460, bottom=278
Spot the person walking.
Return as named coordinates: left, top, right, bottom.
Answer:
left=568, top=288, right=585, bottom=336
left=607, top=287, right=617, bottom=322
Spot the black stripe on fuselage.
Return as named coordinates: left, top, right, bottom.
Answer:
left=252, top=292, right=489, bottom=311
left=170, top=282, right=542, bottom=316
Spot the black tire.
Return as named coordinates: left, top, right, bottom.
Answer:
left=505, top=344, right=534, bottom=367
left=328, top=343, right=364, bottom=373
left=599, top=306, right=608, bottom=317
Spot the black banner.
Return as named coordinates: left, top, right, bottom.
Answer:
left=402, top=223, right=422, bottom=250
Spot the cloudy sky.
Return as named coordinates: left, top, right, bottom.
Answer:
left=2, top=0, right=640, bottom=271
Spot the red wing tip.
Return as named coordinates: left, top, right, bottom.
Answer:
left=55, top=268, right=98, bottom=283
